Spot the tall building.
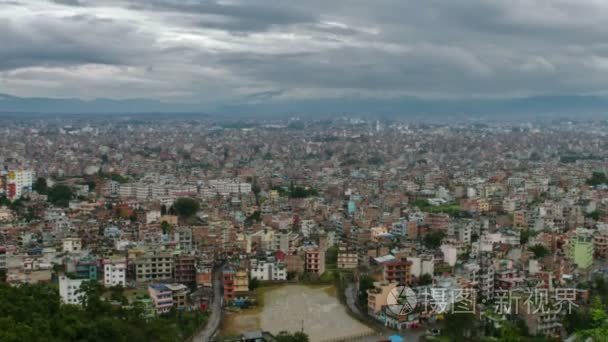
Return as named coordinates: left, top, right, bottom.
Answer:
left=337, top=245, right=358, bottom=270
left=174, top=255, right=197, bottom=285
left=135, top=252, right=174, bottom=282
left=304, top=245, right=326, bottom=275
left=7, top=170, right=34, bottom=200
left=382, top=258, right=412, bottom=285
left=103, top=258, right=127, bottom=287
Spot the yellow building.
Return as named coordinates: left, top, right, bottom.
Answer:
left=367, top=281, right=397, bottom=315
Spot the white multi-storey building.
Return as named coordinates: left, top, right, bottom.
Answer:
left=7, top=169, right=34, bottom=200
left=59, top=275, right=85, bottom=304
left=250, top=261, right=287, bottom=281
left=62, top=237, right=82, bottom=253
left=103, top=258, right=127, bottom=287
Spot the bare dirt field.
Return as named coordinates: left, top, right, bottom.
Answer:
left=220, top=284, right=374, bottom=341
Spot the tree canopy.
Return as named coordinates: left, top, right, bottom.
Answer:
left=529, top=244, right=549, bottom=259
left=32, top=177, right=48, bottom=194
left=275, top=331, right=309, bottom=342
left=0, top=282, right=206, bottom=342
left=423, top=230, right=446, bottom=249
left=172, top=197, right=200, bottom=218
left=47, top=184, right=74, bottom=207
left=586, top=172, right=608, bottom=186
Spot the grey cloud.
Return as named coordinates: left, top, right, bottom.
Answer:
left=0, top=13, right=157, bottom=70
left=3, top=0, right=608, bottom=102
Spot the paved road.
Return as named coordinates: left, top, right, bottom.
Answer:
left=345, top=283, right=364, bottom=317
left=194, top=267, right=223, bottom=342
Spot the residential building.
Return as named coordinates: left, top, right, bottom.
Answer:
left=337, top=246, right=358, bottom=270
left=7, top=169, right=34, bottom=200
left=383, top=258, right=412, bottom=285
left=135, top=252, right=174, bottom=282
left=367, top=281, right=397, bottom=316
left=174, top=255, right=197, bottom=285
left=59, top=275, right=85, bottom=305
left=103, top=258, right=127, bottom=287
left=148, top=284, right=174, bottom=315
left=250, top=260, right=287, bottom=281
left=62, top=237, right=82, bottom=253
left=304, top=245, right=325, bottom=275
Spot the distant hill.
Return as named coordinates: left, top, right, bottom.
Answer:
left=0, top=93, right=203, bottom=114
left=1, top=93, right=607, bottom=118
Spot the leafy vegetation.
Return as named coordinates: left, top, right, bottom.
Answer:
left=325, top=245, right=338, bottom=269
left=412, top=199, right=461, bottom=216
left=273, top=183, right=319, bottom=198
left=357, top=275, right=375, bottom=308
left=244, top=210, right=262, bottom=226
left=172, top=197, right=200, bottom=218
left=274, top=331, right=309, bottom=342
left=520, top=229, right=533, bottom=245
left=47, top=184, right=74, bottom=207
left=0, top=282, right=206, bottom=342
left=32, top=177, right=48, bottom=194
left=564, top=277, right=608, bottom=339
left=442, top=311, right=476, bottom=339
left=418, top=273, right=433, bottom=285
left=586, top=172, right=608, bottom=186
left=289, top=183, right=319, bottom=198
left=529, top=244, right=549, bottom=259
left=423, top=231, right=446, bottom=249
left=586, top=210, right=601, bottom=220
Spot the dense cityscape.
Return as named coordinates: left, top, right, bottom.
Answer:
left=4, top=0, right=608, bottom=341
left=0, top=117, right=607, bottom=341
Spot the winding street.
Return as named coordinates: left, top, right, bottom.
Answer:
left=193, top=266, right=223, bottom=342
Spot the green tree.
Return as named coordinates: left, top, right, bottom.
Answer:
left=249, top=277, right=259, bottom=291
left=109, top=285, right=127, bottom=304
left=418, top=273, right=433, bottom=285
left=586, top=210, right=601, bottom=221
left=520, top=229, right=532, bottom=244
left=423, top=231, right=446, bottom=249
left=358, top=275, right=375, bottom=308
left=47, top=184, right=73, bottom=207
left=586, top=172, right=608, bottom=186
left=32, top=177, right=48, bottom=194
left=577, top=296, right=608, bottom=341
left=529, top=244, right=549, bottom=259
left=442, top=311, right=475, bottom=339
left=275, top=331, right=309, bottom=342
left=0, top=282, right=201, bottom=342
left=172, top=197, right=200, bottom=218
left=325, top=245, right=338, bottom=267
left=161, top=221, right=172, bottom=235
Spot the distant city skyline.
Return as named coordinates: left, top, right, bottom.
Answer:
left=3, top=1, right=608, bottom=108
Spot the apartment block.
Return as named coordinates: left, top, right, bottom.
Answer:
left=135, top=252, right=174, bottom=282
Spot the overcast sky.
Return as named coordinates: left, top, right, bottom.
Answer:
left=2, top=0, right=608, bottom=104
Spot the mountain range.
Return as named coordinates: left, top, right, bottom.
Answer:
left=1, top=93, right=607, bottom=119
